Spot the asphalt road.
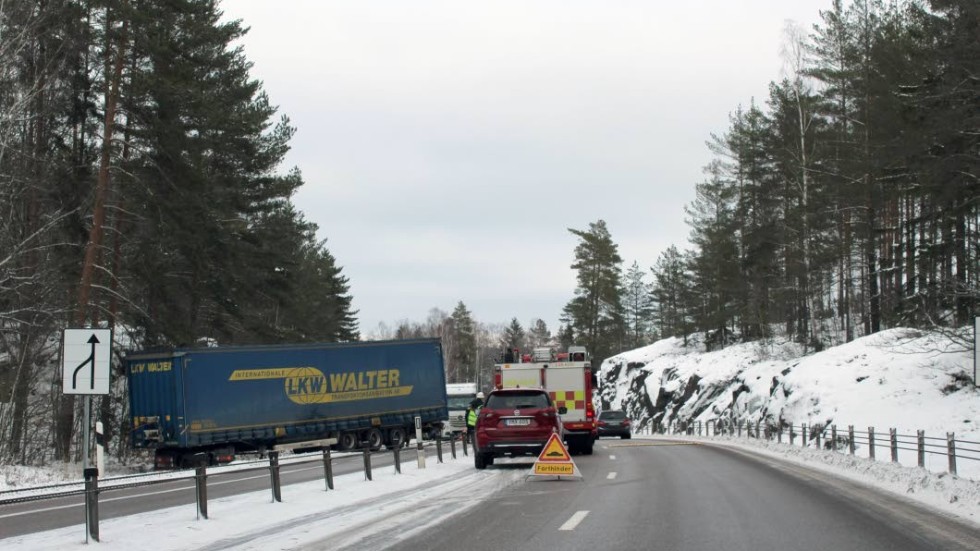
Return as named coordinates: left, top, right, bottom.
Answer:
left=385, top=439, right=980, bottom=551
left=4, top=439, right=980, bottom=550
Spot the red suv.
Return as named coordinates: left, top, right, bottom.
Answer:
left=473, top=388, right=563, bottom=469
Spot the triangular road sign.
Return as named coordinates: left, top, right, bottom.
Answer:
left=530, top=433, right=581, bottom=478
left=538, top=433, right=572, bottom=461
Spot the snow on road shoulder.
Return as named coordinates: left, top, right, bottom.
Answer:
left=2, top=455, right=517, bottom=550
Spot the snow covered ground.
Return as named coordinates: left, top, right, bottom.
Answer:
left=600, top=328, right=980, bottom=479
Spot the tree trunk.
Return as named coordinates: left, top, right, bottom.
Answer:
left=58, top=13, right=128, bottom=462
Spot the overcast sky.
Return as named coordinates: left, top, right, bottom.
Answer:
left=219, top=0, right=830, bottom=337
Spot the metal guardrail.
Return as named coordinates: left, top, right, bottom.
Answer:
left=0, top=435, right=466, bottom=541
left=640, top=419, right=980, bottom=477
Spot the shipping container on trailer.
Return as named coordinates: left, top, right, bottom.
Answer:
left=125, top=338, right=448, bottom=468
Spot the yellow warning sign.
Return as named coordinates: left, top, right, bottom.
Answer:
left=538, top=434, right=571, bottom=462
left=529, top=433, right=581, bottom=479
left=534, top=463, right=574, bottom=475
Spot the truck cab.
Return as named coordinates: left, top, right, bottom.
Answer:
left=442, top=383, right=478, bottom=439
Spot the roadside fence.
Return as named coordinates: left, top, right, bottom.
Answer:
left=635, top=419, right=980, bottom=478
left=0, top=434, right=463, bottom=542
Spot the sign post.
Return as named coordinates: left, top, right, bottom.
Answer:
left=974, top=317, right=979, bottom=387
left=61, top=328, right=111, bottom=543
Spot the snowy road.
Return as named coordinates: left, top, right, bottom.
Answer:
left=3, top=437, right=980, bottom=550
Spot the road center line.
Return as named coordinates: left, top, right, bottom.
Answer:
left=607, top=472, right=617, bottom=480
left=559, top=510, right=590, bottom=531
left=609, top=455, right=616, bottom=460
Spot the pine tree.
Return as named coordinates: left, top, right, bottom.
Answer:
left=562, top=220, right=625, bottom=363
left=650, top=246, right=691, bottom=339
left=622, top=262, right=654, bottom=348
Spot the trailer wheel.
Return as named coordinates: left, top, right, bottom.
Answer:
left=338, top=431, right=358, bottom=451
left=366, top=428, right=384, bottom=451
left=386, top=427, right=407, bottom=450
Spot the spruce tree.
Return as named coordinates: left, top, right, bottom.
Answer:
left=449, top=301, right=477, bottom=382
left=527, top=319, right=552, bottom=350
left=500, top=318, right=526, bottom=355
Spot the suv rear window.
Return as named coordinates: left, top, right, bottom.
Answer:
left=486, top=392, right=550, bottom=410
left=600, top=411, right=626, bottom=420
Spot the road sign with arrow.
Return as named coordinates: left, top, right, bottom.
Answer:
left=62, top=329, right=112, bottom=395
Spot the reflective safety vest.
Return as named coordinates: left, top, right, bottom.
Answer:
left=467, top=407, right=480, bottom=427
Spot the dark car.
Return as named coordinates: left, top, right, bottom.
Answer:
left=597, top=410, right=632, bottom=439
left=473, top=388, right=563, bottom=469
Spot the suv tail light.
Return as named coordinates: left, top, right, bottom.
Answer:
left=623, top=419, right=631, bottom=426
left=586, top=402, right=595, bottom=421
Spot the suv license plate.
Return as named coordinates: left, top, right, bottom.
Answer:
left=505, top=418, right=531, bottom=426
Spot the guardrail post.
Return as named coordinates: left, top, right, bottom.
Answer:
left=868, top=427, right=875, bottom=461
left=737, top=421, right=742, bottom=438
left=777, top=424, right=782, bottom=444
left=322, top=448, right=334, bottom=490
left=697, top=421, right=702, bottom=437
left=195, top=465, right=208, bottom=519
left=450, top=434, right=457, bottom=459
left=393, top=444, right=402, bottom=474
left=756, top=420, right=761, bottom=439
left=831, top=425, right=838, bottom=452
left=84, top=467, right=99, bottom=542
left=415, top=418, right=426, bottom=469
left=947, top=432, right=957, bottom=475
left=890, top=428, right=898, bottom=462
left=462, top=431, right=469, bottom=456
left=802, top=424, right=808, bottom=447
left=848, top=425, right=855, bottom=455
left=436, top=433, right=444, bottom=464
left=917, top=430, right=925, bottom=468
left=362, top=444, right=373, bottom=480
left=789, top=425, right=795, bottom=446
left=269, top=451, right=282, bottom=502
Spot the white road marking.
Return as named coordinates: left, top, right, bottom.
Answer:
left=607, top=472, right=617, bottom=480
left=559, top=510, right=590, bottom=531
left=609, top=455, right=616, bottom=460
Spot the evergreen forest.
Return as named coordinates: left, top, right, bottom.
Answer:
left=569, top=0, right=979, bottom=360
left=0, top=0, right=358, bottom=464
left=0, top=0, right=977, bottom=467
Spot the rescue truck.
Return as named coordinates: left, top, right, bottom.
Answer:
left=493, top=345, right=597, bottom=455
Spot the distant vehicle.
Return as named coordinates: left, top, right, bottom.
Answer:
left=442, top=382, right=478, bottom=439
left=473, top=387, right=563, bottom=469
left=597, top=410, right=632, bottom=439
left=493, top=345, right=597, bottom=455
left=125, top=338, right=448, bottom=469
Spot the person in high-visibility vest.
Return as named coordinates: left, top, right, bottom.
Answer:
left=465, top=392, right=484, bottom=446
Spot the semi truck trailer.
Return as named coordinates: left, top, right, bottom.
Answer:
left=125, top=338, right=448, bottom=468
